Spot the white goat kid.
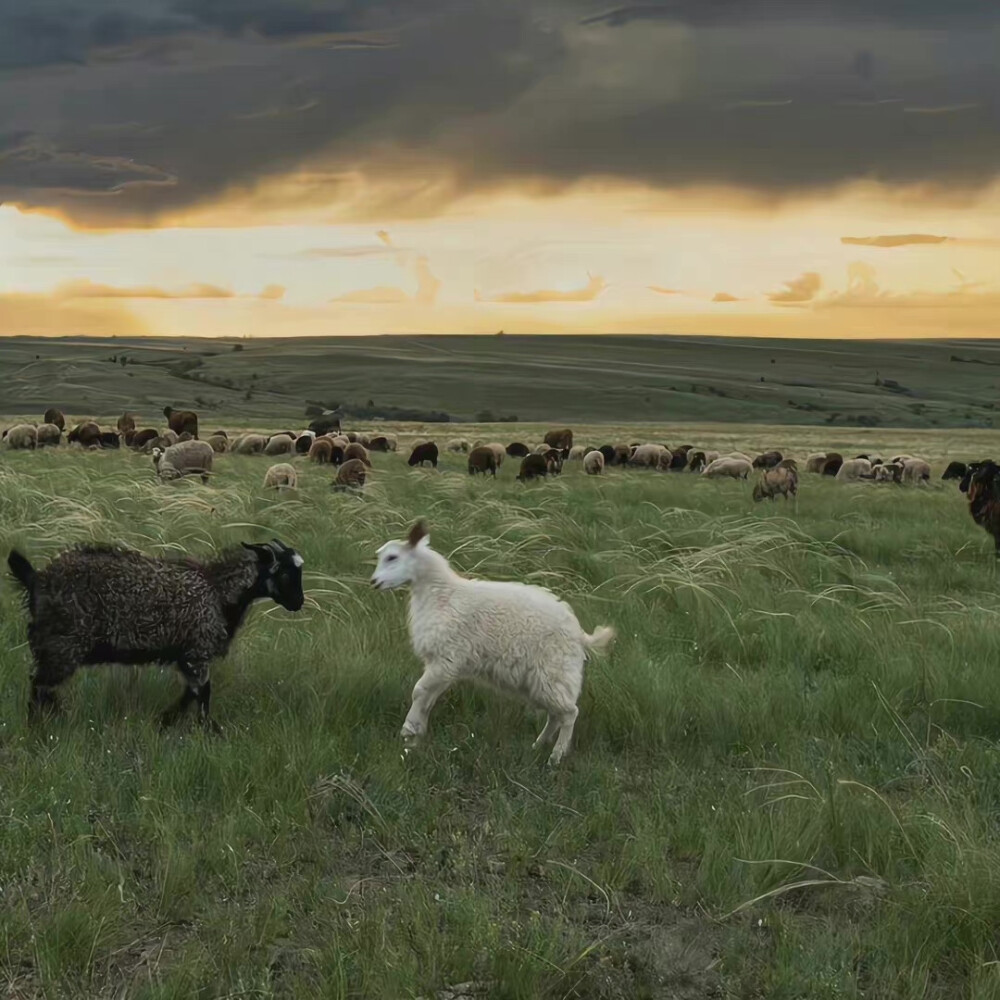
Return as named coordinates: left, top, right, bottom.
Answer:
left=371, top=521, right=615, bottom=765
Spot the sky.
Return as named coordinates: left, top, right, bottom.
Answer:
left=0, top=0, right=998, bottom=339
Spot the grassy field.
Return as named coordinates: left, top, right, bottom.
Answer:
left=3, top=425, right=1000, bottom=998
left=6, top=333, right=1000, bottom=427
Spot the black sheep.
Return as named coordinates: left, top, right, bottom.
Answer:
left=943, top=461, right=968, bottom=482
left=599, top=444, right=616, bottom=466
left=408, top=442, right=439, bottom=468
left=7, top=540, right=304, bottom=726
left=295, top=434, right=314, bottom=455
left=965, top=461, right=1000, bottom=556
left=99, top=431, right=121, bottom=449
left=308, top=415, right=341, bottom=436
left=517, top=454, right=549, bottom=481
left=752, top=450, right=783, bottom=469
left=822, top=453, right=844, bottom=476
left=506, top=442, right=530, bottom=458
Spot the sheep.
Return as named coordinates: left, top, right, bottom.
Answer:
left=345, top=442, right=372, bottom=467
left=942, top=461, right=968, bottom=481
left=583, top=450, right=605, bottom=475
left=628, top=444, right=666, bottom=468
left=723, top=452, right=753, bottom=464
left=805, top=453, right=827, bottom=473
left=161, top=429, right=180, bottom=447
left=543, top=428, right=573, bottom=456
left=5, top=424, right=37, bottom=450
left=542, top=448, right=564, bottom=475
left=384, top=435, right=398, bottom=452
left=231, top=433, right=267, bottom=455
left=329, top=435, right=350, bottom=450
left=687, top=450, right=719, bottom=473
left=901, top=458, right=931, bottom=485
left=333, top=457, right=367, bottom=492
left=506, top=442, right=530, bottom=458
left=657, top=449, right=674, bottom=472
left=486, top=442, right=506, bottom=467
left=701, top=457, right=751, bottom=480
left=965, top=461, right=1000, bottom=557
left=43, top=408, right=65, bottom=431
left=468, top=446, right=498, bottom=477
left=163, top=406, right=198, bottom=438
left=533, top=443, right=551, bottom=455
left=568, top=445, right=586, bottom=461
left=207, top=434, right=229, bottom=454
left=35, top=423, right=61, bottom=448
left=117, top=413, right=136, bottom=434
left=211, top=430, right=228, bottom=440
left=875, top=462, right=903, bottom=483
left=448, top=439, right=471, bottom=453
left=131, top=429, right=158, bottom=451
left=669, top=446, right=691, bottom=470
left=308, top=415, right=341, bottom=436
left=408, top=442, right=438, bottom=468
left=517, top=454, right=549, bottom=481
left=67, top=421, right=101, bottom=448
left=99, top=431, right=121, bottom=449
left=264, top=434, right=295, bottom=457
left=821, top=453, right=844, bottom=476
left=753, top=466, right=798, bottom=501
left=308, top=437, right=334, bottom=464
left=368, top=435, right=391, bottom=453
left=153, top=440, right=214, bottom=484
left=777, top=457, right=798, bottom=472
left=371, top=520, right=615, bottom=765
left=263, top=463, right=298, bottom=490
left=835, top=458, right=872, bottom=482
left=598, top=445, right=616, bottom=466
left=345, top=432, right=358, bottom=443
left=890, top=454, right=914, bottom=466
left=7, top=539, right=304, bottom=725
left=294, top=431, right=316, bottom=455
left=752, top=450, right=783, bottom=469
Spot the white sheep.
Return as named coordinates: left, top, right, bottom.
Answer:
left=486, top=442, right=505, bottom=466
left=701, top=457, right=751, bottom=479
left=231, top=433, right=267, bottom=455
left=371, top=521, right=615, bottom=765
left=583, top=450, right=605, bottom=475
left=35, top=423, right=62, bottom=448
left=263, top=463, right=298, bottom=490
left=447, top=438, right=470, bottom=453
left=568, top=445, right=586, bottom=461
left=153, top=441, right=214, bottom=483
left=5, top=424, right=37, bottom=450
left=628, top=444, right=666, bottom=468
left=901, top=458, right=931, bottom=484
left=805, top=452, right=827, bottom=473
left=835, top=458, right=872, bottom=482
left=264, top=434, right=295, bottom=456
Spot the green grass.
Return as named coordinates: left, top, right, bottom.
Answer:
left=6, top=333, right=1000, bottom=427
left=2, top=427, right=1000, bottom=998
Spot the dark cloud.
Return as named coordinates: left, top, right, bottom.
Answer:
left=841, top=234, right=951, bottom=247
left=0, top=0, right=997, bottom=226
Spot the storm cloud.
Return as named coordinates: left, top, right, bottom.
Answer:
left=0, top=0, right=997, bottom=226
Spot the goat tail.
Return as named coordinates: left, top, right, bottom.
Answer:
left=7, top=550, right=36, bottom=594
left=583, top=625, right=616, bottom=655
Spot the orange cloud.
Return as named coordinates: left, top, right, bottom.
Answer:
left=711, top=292, right=741, bottom=303
left=376, top=230, right=393, bottom=246
left=52, top=279, right=283, bottom=301
left=258, top=284, right=286, bottom=300
left=332, top=254, right=441, bottom=305
left=648, top=285, right=684, bottom=296
left=0, top=291, right=148, bottom=337
left=841, top=234, right=950, bottom=248
left=768, top=272, right=822, bottom=305
left=475, top=273, right=607, bottom=304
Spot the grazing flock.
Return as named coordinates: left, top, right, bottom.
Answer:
left=4, top=404, right=998, bottom=757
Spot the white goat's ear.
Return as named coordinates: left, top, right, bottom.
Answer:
left=407, top=520, right=429, bottom=548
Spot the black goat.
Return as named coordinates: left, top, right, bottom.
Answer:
left=8, top=540, right=304, bottom=727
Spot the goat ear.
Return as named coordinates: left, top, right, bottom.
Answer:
left=407, top=520, right=429, bottom=548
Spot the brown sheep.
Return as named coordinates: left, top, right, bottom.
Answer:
left=264, top=434, right=295, bottom=457
left=333, top=458, right=367, bottom=492
left=207, top=434, right=229, bottom=454
left=117, top=413, right=136, bottom=434
left=544, top=428, right=573, bottom=455
left=468, top=446, right=498, bottom=476
left=44, top=408, right=65, bottom=431
left=752, top=450, right=783, bottom=469
left=345, top=442, right=372, bottom=467
left=368, top=435, right=391, bottom=453
left=308, top=438, right=334, bottom=464
left=162, top=406, right=199, bottom=438
left=753, top=466, right=798, bottom=501
left=36, top=423, right=62, bottom=448
left=130, top=429, right=158, bottom=451
left=805, top=453, right=827, bottom=473
left=67, top=421, right=101, bottom=448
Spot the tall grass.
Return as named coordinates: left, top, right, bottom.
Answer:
left=1, top=436, right=999, bottom=998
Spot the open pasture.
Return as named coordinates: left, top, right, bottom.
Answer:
left=2, top=423, right=1000, bottom=998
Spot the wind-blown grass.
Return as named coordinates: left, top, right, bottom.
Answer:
left=1, top=439, right=1000, bottom=998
